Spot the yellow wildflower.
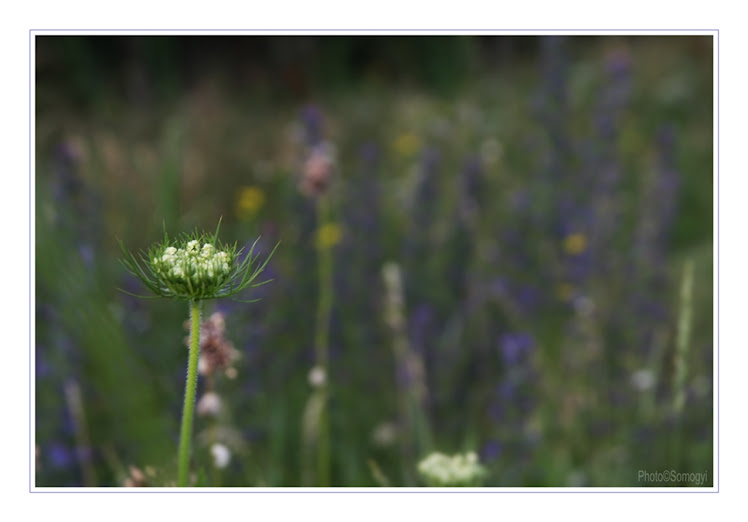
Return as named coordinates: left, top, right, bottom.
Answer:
left=563, top=233, right=587, bottom=255
left=393, top=133, right=420, bottom=158
left=316, top=223, right=342, bottom=249
left=556, top=283, right=575, bottom=301
left=235, top=186, right=265, bottom=221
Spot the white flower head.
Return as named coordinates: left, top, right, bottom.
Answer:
left=152, top=241, right=235, bottom=291
left=120, top=220, right=278, bottom=301
left=630, top=368, right=656, bottom=392
left=417, top=451, right=486, bottom=487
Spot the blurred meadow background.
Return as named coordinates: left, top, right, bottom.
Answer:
left=34, top=34, right=714, bottom=487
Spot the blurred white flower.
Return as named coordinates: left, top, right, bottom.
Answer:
left=417, top=451, right=486, bottom=487
left=211, top=443, right=231, bottom=469
left=308, top=365, right=327, bottom=388
left=630, top=369, right=656, bottom=392
left=371, top=421, right=398, bottom=447
left=196, top=391, right=222, bottom=417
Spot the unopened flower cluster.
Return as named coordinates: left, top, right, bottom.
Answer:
left=417, top=452, right=486, bottom=487
left=120, top=224, right=277, bottom=302
left=152, top=240, right=231, bottom=293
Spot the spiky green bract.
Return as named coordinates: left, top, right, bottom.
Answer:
left=119, top=221, right=278, bottom=302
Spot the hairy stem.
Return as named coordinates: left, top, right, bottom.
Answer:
left=177, top=300, right=202, bottom=487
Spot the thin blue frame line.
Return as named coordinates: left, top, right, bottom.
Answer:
left=715, top=30, right=721, bottom=492
left=29, top=28, right=34, bottom=493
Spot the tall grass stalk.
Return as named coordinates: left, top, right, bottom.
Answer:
left=314, top=197, right=334, bottom=486
left=673, top=259, right=694, bottom=416
left=670, top=259, right=694, bottom=476
left=382, top=261, right=433, bottom=484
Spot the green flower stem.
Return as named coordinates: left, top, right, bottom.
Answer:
left=177, top=300, right=202, bottom=487
left=315, top=198, right=333, bottom=487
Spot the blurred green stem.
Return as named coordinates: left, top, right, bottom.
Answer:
left=315, top=197, right=333, bottom=487
left=64, top=380, right=97, bottom=486
left=670, top=260, right=694, bottom=475
left=673, top=259, right=694, bottom=415
left=177, top=300, right=202, bottom=487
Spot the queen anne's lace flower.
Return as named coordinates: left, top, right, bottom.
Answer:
left=119, top=222, right=278, bottom=488
left=119, top=221, right=278, bottom=302
left=417, top=451, right=486, bottom=487
left=152, top=241, right=233, bottom=291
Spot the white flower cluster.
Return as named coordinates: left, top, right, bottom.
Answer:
left=153, top=240, right=232, bottom=288
left=417, top=451, right=486, bottom=487
left=210, top=443, right=231, bottom=469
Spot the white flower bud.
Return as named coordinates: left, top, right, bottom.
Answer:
left=201, top=244, right=214, bottom=257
